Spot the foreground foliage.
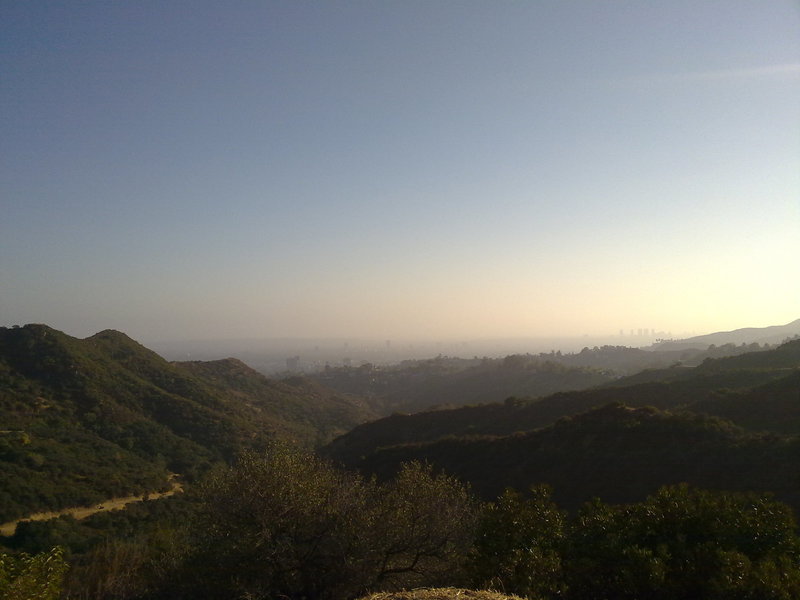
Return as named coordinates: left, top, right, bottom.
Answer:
left=470, top=486, right=566, bottom=599
left=5, top=446, right=800, bottom=600
left=180, top=443, right=477, bottom=600
left=470, top=484, right=800, bottom=600
left=0, top=546, right=68, bottom=600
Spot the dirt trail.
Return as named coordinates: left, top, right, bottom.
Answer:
left=0, top=476, right=183, bottom=537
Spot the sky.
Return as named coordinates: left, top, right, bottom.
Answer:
left=2, top=1, right=799, bottom=346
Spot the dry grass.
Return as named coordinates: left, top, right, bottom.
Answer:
left=358, top=588, right=527, bottom=600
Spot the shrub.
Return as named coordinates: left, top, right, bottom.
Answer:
left=177, top=442, right=477, bottom=600
left=0, top=546, right=68, bottom=600
left=563, top=485, right=800, bottom=600
left=469, top=485, right=566, bottom=599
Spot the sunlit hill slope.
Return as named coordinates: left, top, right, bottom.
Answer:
left=0, top=324, right=374, bottom=522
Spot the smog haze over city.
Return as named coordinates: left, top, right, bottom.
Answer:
left=2, top=2, right=799, bottom=358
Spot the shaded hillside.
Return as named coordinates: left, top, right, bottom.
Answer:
left=691, top=369, right=800, bottom=435
left=615, top=337, right=800, bottom=386
left=311, top=334, right=789, bottom=417
left=696, top=336, right=800, bottom=370
left=0, top=324, right=374, bottom=522
left=649, top=318, right=800, bottom=351
left=312, top=354, right=612, bottom=415
left=325, top=340, right=800, bottom=465
left=549, top=338, right=785, bottom=378
left=347, top=404, right=800, bottom=514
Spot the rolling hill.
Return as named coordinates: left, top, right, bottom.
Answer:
left=312, top=354, right=613, bottom=415
left=324, top=340, right=800, bottom=513
left=325, top=340, right=800, bottom=464
left=348, top=403, right=800, bottom=512
left=0, top=324, right=375, bottom=522
left=649, top=318, right=800, bottom=351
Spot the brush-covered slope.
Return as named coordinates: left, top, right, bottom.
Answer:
left=348, top=403, right=800, bottom=513
left=649, top=318, right=800, bottom=351
left=608, top=336, right=800, bottom=387
left=175, top=358, right=375, bottom=446
left=312, top=354, right=612, bottom=415
left=325, top=340, right=800, bottom=465
left=0, top=324, right=374, bottom=522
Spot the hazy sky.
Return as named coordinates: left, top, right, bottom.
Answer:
left=2, top=1, right=799, bottom=345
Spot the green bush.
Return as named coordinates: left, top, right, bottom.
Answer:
left=470, top=485, right=566, bottom=599
left=177, top=442, right=477, bottom=600
left=0, top=546, right=68, bottom=600
left=563, top=485, right=800, bottom=600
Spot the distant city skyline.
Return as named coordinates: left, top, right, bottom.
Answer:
left=146, top=317, right=800, bottom=375
left=2, top=2, right=798, bottom=346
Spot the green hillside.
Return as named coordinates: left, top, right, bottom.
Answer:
left=3, top=328, right=799, bottom=599
left=0, top=324, right=374, bottom=522
left=175, top=358, right=375, bottom=446
left=312, top=354, right=612, bottom=414
left=347, top=403, right=800, bottom=513
left=325, top=340, right=800, bottom=465
left=325, top=340, right=800, bottom=513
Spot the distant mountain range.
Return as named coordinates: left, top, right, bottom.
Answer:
left=649, top=318, right=800, bottom=351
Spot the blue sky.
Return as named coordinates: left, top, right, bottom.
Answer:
left=2, top=1, right=799, bottom=344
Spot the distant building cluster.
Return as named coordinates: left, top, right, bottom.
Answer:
left=620, top=328, right=671, bottom=339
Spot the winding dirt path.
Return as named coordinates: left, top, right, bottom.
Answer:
left=0, top=476, right=183, bottom=537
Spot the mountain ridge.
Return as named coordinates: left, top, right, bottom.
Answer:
left=649, top=318, right=800, bottom=351
left=0, top=324, right=375, bottom=522
left=344, top=401, right=800, bottom=513
left=324, top=339, right=800, bottom=466
left=324, top=339, right=800, bottom=513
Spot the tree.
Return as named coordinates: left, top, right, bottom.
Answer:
left=367, top=461, right=478, bottom=590
left=469, top=485, right=566, bottom=599
left=177, top=442, right=477, bottom=600
left=181, top=442, right=367, bottom=599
